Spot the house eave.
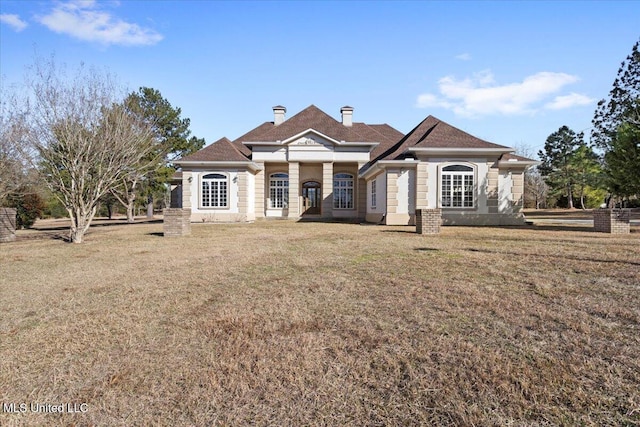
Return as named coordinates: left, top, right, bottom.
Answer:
left=359, top=160, right=420, bottom=179
left=407, top=147, right=512, bottom=156
left=173, top=160, right=263, bottom=172
left=498, top=159, right=540, bottom=168
left=243, top=128, right=379, bottom=149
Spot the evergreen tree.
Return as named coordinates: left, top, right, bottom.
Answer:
left=538, top=126, right=584, bottom=209
left=604, top=122, right=640, bottom=199
left=571, top=144, right=603, bottom=209
left=111, top=87, right=205, bottom=221
left=592, top=39, right=640, bottom=151
left=591, top=39, right=640, bottom=201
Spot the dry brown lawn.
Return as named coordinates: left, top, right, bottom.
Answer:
left=1, top=220, right=639, bottom=426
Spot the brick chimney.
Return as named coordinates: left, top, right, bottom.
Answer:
left=341, top=106, right=353, bottom=127
left=273, top=105, right=286, bottom=125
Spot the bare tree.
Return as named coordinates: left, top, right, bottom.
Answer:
left=23, top=58, right=154, bottom=243
left=525, top=168, right=549, bottom=209
left=109, top=164, right=156, bottom=223
left=513, top=143, right=546, bottom=209
left=0, top=86, right=32, bottom=204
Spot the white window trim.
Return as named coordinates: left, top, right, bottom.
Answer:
left=200, top=173, right=229, bottom=209
left=269, top=172, right=289, bottom=209
left=439, top=163, right=476, bottom=209
left=333, top=172, right=355, bottom=210
left=371, top=179, right=377, bottom=209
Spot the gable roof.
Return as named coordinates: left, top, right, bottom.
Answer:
left=178, top=137, right=249, bottom=162
left=177, top=107, right=522, bottom=169
left=238, top=105, right=399, bottom=146
left=373, top=115, right=511, bottom=163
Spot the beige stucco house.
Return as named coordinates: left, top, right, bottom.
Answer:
left=173, top=105, right=536, bottom=225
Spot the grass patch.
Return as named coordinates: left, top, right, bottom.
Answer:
left=1, top=221, right=639, bottom=425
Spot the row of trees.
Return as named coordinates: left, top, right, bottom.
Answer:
left=0, top=57, right=204, bottom=242
left=536, top=39, right=639, bottom=208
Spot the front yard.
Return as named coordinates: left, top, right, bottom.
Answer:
left=1, top=221, right=639, bottom=425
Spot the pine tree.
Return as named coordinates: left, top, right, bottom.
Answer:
left=591, top=39, right=640, bottom=201
left=538, top=126, right=584, bottom=209
left=110, top=87, right=205, bottom=221
left=592, top=39, right=640, bottom=151
left=604, top=122, right=640, bottom=199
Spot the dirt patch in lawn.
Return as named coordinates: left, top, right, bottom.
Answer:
left=1, top=222, right=639, bottom=425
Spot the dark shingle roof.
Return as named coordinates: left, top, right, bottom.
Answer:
left=373, top=115, right=510, bottom=162
left=178, top=137, right=249, bottom=162
left=499, top=153, right=534, bottom=162
left=240, top=105, right=383, bottom=143
left=500, top=153, right=536, bottom=162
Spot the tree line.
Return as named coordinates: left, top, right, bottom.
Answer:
left=535, top=39, right=640, bottom=209
left=0, top=56, right=204, bottom=243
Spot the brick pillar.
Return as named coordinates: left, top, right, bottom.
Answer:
left=415, top=208, right=442, bottom=234
left=593, top=209, right=630, bottom=234
left=0, top=207, right=17, bottom=242
left=163, top=208, right=191, bottom=237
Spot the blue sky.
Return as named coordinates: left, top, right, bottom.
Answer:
left=1, top=1, right=638, bottom=156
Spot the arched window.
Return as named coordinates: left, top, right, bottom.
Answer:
left=201, top=173, right=228, bottom=208
left=441, top=165, right=474, bottom=208
left=333, top=173, right=354, bottom=209
left=269, top=173, right=289, bottom=208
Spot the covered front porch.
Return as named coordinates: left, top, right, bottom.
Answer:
left=257, top=161, right=365, bottom=221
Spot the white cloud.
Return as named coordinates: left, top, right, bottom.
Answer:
left=545, top=93, right=595, bottom=110
left=36, top=0, right=162, bottom=46
left=455, top=53, right=471, bottom=61
left=416, top=70, right=591, bottom=117
left=0, top=14, right=28, bottom=32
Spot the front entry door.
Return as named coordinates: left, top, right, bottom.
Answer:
left=302, top=181, right=321, bottom=215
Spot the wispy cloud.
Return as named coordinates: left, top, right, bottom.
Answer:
left=455, top=53, right=471, bottom=61
left=0, top=14, right=28, bottom=32
left=36, top=0, right=162, bottom=46
left=545, top=93, right=594, bottom=110
left=416, top=70, right=592, bottom=117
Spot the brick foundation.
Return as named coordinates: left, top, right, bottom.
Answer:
left=593, top=209, right=630, bottom=234
left=0, top=207, right=17, bottom=242
left=163, top=208, right=191, bottom=237
left=416, top=208, right=442, bottom=234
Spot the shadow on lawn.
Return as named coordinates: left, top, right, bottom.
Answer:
left=381, top=229, right=416, bottom=234
left=381, top=225, right=600, bottom=233
left=465, top=247, right=640, bottom=267
left=15, top=219, right=164, bottom=242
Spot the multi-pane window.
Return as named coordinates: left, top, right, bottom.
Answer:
left=333, top=173, right=354, bottom=209
left=201, top=173, right=228, bottom=208
left=441, top=165, right=474, bottom=208
left=269, top=173, right=289, bottom=208
left=370, top=179, right=377, bottom=208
